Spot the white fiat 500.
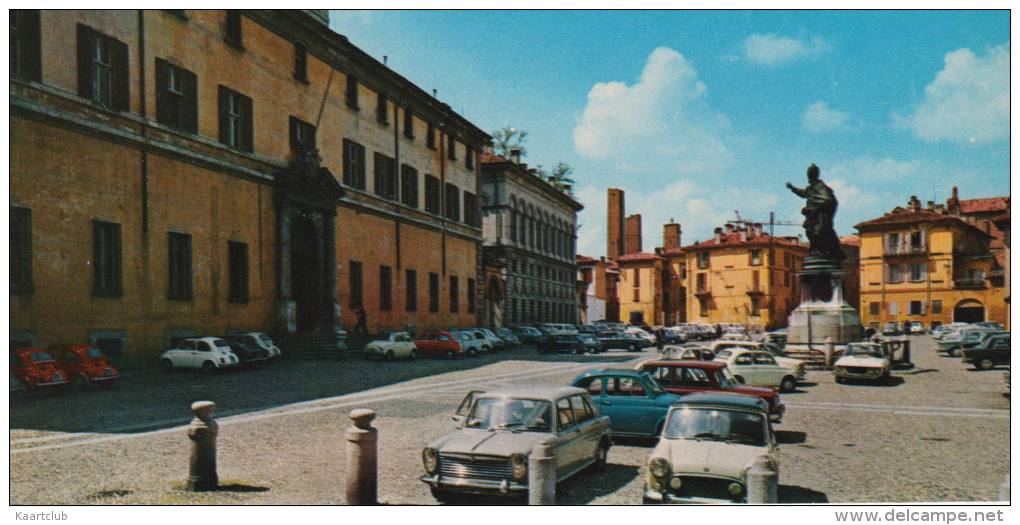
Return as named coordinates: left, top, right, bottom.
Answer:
left=714, top=348, right=800, bottom=392
left=834, top=342, right=891, bottom=383
left=232, top=331, right=282, bottom=361
left=710, top=341, right=806, bottom=380
left=160, top=337, right=239, bottom=372
left=643, top=393, right=779, bottom=504
left=364, top=331, right=418, bottom=361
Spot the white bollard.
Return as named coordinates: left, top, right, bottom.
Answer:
left=528, top=443, right=556, bottom=505
left=746, top=456, right=778, bottom=504
left=345, top=408, right=378, bottom=505
left=823, top=337, right=835, bottom=369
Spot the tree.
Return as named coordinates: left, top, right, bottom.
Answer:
left=548, top=162, right=575, bottom=193
left=491, top=126, right=528, bottom=158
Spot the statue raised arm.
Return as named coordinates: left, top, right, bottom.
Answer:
left=787, top=164, right=844, bottom=262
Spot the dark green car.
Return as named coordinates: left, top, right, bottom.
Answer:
left=962, top=333, right=1010, bottom=370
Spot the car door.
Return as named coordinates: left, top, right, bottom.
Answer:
left=602, top=375, right=657, bottom=435
left=569, top=394, right=601, bottom=470
left=194, top=340, right=213, bottom=367
left=754, top=353, right=784, bottom=385
left=989, top=335, right=1010, bottom=363
left=177, top=339, right=198, bottom=367
left=554, top=397, right=580, bottom=474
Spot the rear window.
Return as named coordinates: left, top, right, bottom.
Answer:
left=715, top=349, right=732, bottom=359
left=214, top=339, right=230, bottom=348
left=258, top=334, right=273, bottom=344
left=86, top=348, right=106, bottom=359
left=30, top=351, right=54, bottom=363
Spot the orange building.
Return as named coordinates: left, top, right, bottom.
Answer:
left=10, top=10, right=489, bottom=364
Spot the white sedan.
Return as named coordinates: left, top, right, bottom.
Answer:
left=834, top=342, right=891, bottom=383
left=160, top=337, right=239, bottom=372
left=710, top=341, right=806, bottom=380
left=364, top=331, right=418, bottom=361
left=714, top=347, right=800, bottom=392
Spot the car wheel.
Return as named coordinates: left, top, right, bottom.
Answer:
left=202, top=361, right=216, bottom=374
left=588, top=346, right=598, bottom=355
left=949, top=347, right=962, bottom=358
left=446, top=349, right=455, bottom=359
left=835, top=376, right=844, bottom=384
left=977, top=357, right=995, bottom=371
left=592, top=440, right=610, bottom=472
left=780, top=376, right=797, bottom=393
left=160, top=358, right=174, bottom=372
left=71, top=374, right=88, bottom=390
left=467, top=348, right=478, bottom=358
left=430, top=486, right=454, bottom=503
left=385, top=350, right=395, bottom=362
left=409, top=349, right=418, bottom=360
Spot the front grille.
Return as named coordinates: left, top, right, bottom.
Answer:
left=671, top=476, right=742, bottom=500
left=439, top=455, right=511, bottom=481
left=845, top=367, right=876, bottom=375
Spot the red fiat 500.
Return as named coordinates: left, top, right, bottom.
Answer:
left=10, top=348, right=69, bottom=391
left=49, top=344, right=119, bottom=389
left=415, top=330, right=464, bottom=358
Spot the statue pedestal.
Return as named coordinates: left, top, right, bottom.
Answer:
left=785, top=257, right=861, bottom=360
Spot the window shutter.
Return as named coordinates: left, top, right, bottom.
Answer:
left=111, top=37, right=129, bottom=111
left=76, top=24, right=94, bottom=99
left=289, top=116, right=298, bottom=150
left=217, top=85, right=229, bottom=144
left=241, top=94, right=253, bottom=152
left=22, top=10, right=42, bottom=82
left=154, top=58, right=169, bottom=124
left=112, top=224, right=122, bottom=295
left=182, top=68, right=198, bottom=133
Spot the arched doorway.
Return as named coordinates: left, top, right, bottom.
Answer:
left=953, top=299, right=985, bottom=323
left=290, top=212, right=321, bottom=331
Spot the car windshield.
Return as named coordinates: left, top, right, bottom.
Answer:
left=664, top=407, right=766, bottom=446
left=213, top=339, right=230, bottom=348
left=86, top=348, right=106, bottom=359
left=465, top=398, right=552, bottom=432
left=846, top=344, right=884, bottom=357
left=579, top=334, right=597, bottom=342
left=715, top=349, right=732, bottom=359
left=715, top=368, right=736, bottom=387
left=638, top=373, right=665, bottom=396
left=30, top=351, right=55, bottom=363
left=257, top=334, right=273, bottom=344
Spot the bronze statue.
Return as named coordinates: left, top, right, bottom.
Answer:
left=786, top=164, right=845, bottom=262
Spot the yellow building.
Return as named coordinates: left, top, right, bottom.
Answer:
left=855, top=197, right=1007, bottom=330
left=615, top=253, right=665, bottom=325
left=10, top=10, right=489, bottom=364
left=683, top=223, right=807, bottom=330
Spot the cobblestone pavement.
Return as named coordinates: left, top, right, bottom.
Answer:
left=9, top=336, right=1009, bottom=504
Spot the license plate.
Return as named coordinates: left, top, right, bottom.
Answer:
left=105, top=368, right=112, bottom=377
left=53, top=374, right=61, bottom=382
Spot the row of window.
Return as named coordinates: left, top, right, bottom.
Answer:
left=886, top=263, right=927, bottom=283
left=340, top=139, right=479, bottom=226
left=508, top=209, right=575, bottom=259
left=505, top=299, right=577, bottom=325
left=509, top=260, right=575, bottom=285
left=868, top=300, right=942, bottom=316
left=347, top=262, right=476, bottom=314
left=9, top=207, right=250, bottom=302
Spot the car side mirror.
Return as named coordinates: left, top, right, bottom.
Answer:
left=452, top=414, right=466, bottom=425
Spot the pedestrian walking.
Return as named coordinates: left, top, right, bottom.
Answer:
left=655, top=327, right=666, bottom=352
left=355, top=308, right=368, bottom=335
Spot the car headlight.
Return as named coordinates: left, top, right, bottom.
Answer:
left=728, top=482, right=744, bottom=497
left=649, top=457, right=670, bottom=479
left=509, top=453, right=528, bottom=481
left=422, top=448, right=438, bottom=474
left=668, top=476, right=683, bottom=490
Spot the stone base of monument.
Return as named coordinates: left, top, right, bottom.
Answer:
left=784, top=257, right=862, bottom=366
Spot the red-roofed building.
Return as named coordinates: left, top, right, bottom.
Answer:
left=577, top=255, right=620, bottom=323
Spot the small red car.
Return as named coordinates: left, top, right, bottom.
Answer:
left=415, top=330, right=464, bottom=358
left=10, top=348, right=69, bottom=391
left=49, top=344, right=119, bottom=389
left=637, top=360, right=786, bottom=422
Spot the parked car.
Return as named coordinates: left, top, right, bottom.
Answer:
left=938, top=327, right=1005, bottom=357
left=415, top=330, right=465, bottom=358
left=538, top=334, right=586, bottom=354
left=906, top=321, right=926, bottom=335
left=597, top=330, right=644, bottom=352
left=658, top=344, right=715, bottom=361
left=635, top=360, right=785, bottom=422
left=625, top=327, right=656, bottom=346
left=713, top=348, right=800, bottom=392
left=459, top=329, right=494, bottom=354
left=10, top=348, right=69, bottom=391
left=962, top=332, right=1010, bottom=370
left=572, top=369, right=682, bottom=437
left=49, top=344, right=118, bottom=389
left=160, top=337, right=239, bottom=372
left=222, top=335, right=272, bottom=365
left=763, top=330, right=787, bottom=348
left=577, top=332, right=602, bottom=354
left=452, top=330, right=487, bottom=356
left=642, top=393, right=778, bottom=504
left=710, top=341, right=806, bottom=380
left=475, top=328, right=507, bottom=351
left=229, top=331, right=282, bottom=361
left=421, top=386, right=611, bottom=501
left=495, top=328, right=522, bottom=347
left=881, top=322, right=903, bottom=336
left=511, top=326, right=545, bottom=345
left=659, top=327, right=687, bottom=344
left=974, top=322, right=1005, bottom=331
left=364, top=331, right=418, bottom=361
left=833, top=342, right=892, bottom=383
left=932, top=322, right=969, bottom=342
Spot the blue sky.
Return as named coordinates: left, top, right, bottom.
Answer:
left=329, top=10, right=1010, bottom=257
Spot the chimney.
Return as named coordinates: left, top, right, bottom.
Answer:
left=725, top=223, right=735, bottom=233
left=909, top=195, right=921, bottom=211
left=607, top=189, right=626, bottom=259
left=509, top=148, right=522, bottom=164
left=753, top=223, right=763, bottom=237
left=624, top=214, right=643, bottom=255
left=663, top=222, right=681, bottom=250
left=739, top=228, right=747, bottom=242
left=927, top=200, right=935, bottom=210
left=714, top=227, right=724, bottom=243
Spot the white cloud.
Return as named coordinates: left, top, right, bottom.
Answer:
left=742, top=34, right=829, bottom=66
left=825, top=156, right=921, bottom=183
left=898, top=45, right=1009, bottom=144
left=802, top=101, right=849, bottom=132
left=572, top=47, right=734, bottom=179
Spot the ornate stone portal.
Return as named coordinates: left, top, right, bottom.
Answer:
left=785, top=165, right=862, bottom=351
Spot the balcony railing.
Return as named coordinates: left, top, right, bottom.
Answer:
left=953, top=277, right=987, bottom=289
left=884, top=244, right=928, bottom=256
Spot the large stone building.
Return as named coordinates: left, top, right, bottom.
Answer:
left=683, top=223, right=808, bottom=330
left=479, top=153, right=583, bottom=326
left=855, top=193, right=1008, bottom=330
left=10, top=10, right=490, bottom=364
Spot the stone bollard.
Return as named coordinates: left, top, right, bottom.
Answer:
left=186, top=400, right=219, bottom=491
left=999, top=473, right=1010, bottom=501
left=823, top=337, right=835, bottom=369
left=528, top=443, right=556, bottom=505
left=745, top=456, right=777, bottom=504
left=901, top=338, right=911, bottom=366
left=345, top=408, right=378, bottom=505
